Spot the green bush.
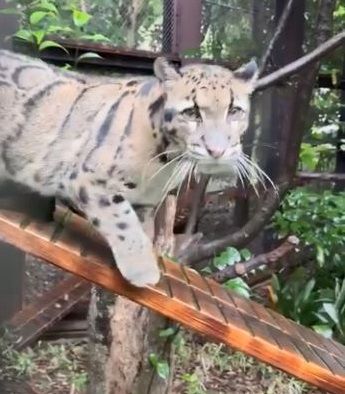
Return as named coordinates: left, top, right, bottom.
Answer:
left=272, top=187, right=345, bottom=343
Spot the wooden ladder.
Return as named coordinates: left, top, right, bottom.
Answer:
left=0, top=208, right=344, bottom=393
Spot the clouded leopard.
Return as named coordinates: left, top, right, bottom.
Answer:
left=0, top=49, right=259, bottom=287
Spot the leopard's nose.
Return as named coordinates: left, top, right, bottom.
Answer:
left=206, top=146, right=225, bottom=159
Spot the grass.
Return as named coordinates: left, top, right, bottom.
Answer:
left=1, top=328, right=327, bottom=394
left=172, top=330, right=325, bottom=394
left=0, top=336, right=88, bottom=394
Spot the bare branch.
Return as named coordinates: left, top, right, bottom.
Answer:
left=184, top=175, right=210, bottom=236
left=255, top=31, right=345, bottom=91
left=259, top=0, right=296, bottom=76
left=210, top=236, right=300, bottom=283
left=185, top=180, right=291, bottom=264
left=154, top=195, right=177, bottom=257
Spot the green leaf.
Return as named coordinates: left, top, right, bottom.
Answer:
left=148, top=353, right=158, bottom=367
left=223, top=278, right=251, bottom=298
left=39, top=1, right=58, bottom=14
left=213, top=247, right=241, bottom=270
left=156, top=361, right=169, bottom=380
left=240, top=248, right=252, bottom=261
left=47, top=25, right=74, bottom=34
left=38, top=40, right=68, bottom=53
left=30, top=11, right=49, bottom=25
left=14, top=29, right=34, bottom=43
left=323, top=303, right=339, bottom=325
left=76, top=52, right=103, bottom=62
left=159, top=327, right=176, bottom=338
left=72, top=9, right=91, bottom=27
left=334, top=5, right=345, bottom=17
left=32, top=30, right=45, bottom=45
left=148, top=353, right=169, bottom=380
left=312, top=324, right=333, bottom=338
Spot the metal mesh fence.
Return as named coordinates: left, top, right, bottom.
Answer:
left=86, top=0, right=164, bottom=52
left=162, top=0, right=176, bottom=54
left=200, top=0, right=254, bottom=61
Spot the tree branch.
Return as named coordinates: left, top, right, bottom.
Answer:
left=184, top=180, right=291, bottom=264
left=255, top=31, right=345, bottom=91
left=259, top=0, right=296, bottom=76
left=184, top=175, right=210, bottom=235
left=210, top=235, right=300, bottom=283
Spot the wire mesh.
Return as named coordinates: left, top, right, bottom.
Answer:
left=162, top=0, right=176, bottom=54
left=87, top=0, right=164, bottom=52
left=200, top=0, right=254, bottom=61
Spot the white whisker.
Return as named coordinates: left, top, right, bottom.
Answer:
left=241, top=154, right=276, bottom=191
left=148, top=152, right=187, bottom=183
left=141, top=149, right=182, bottom=184
left=237, top=157, right=259, bottom=196
left=155, top=159, right=186, bottom=215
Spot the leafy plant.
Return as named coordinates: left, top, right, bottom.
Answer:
left=272, top=187, right=345, bottom=342
left=272, top=270, right=345, bottom=343
left=2, top=0, right=110, bottom=52
left=181, top=372, right=206, bottom=394
left=274, top=187, right=345, bottom=268
left=206, top=247, right=252, bottom=298
left=148, top=352, right=170, bottom=380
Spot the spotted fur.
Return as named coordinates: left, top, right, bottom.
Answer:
left=0, top=50, right=258, bottom=287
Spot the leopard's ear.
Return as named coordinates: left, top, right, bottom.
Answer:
left=154, top=57, right=181, bottom=82
left=233, top=59, right=258, bottom=83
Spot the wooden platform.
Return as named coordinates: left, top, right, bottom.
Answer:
left=0, top=208, right=344, bottom=393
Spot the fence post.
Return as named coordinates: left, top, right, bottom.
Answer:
left=162, top=0, right=202, bottom=56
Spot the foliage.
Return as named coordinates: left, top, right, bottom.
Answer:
left=1, top=0, right=163, bottom=51
left=272, top=269, right=345, bottom=343
left=203, top=246, right=252, bottom=298
left=274, top=187, right=345, bottom=267
left=174, top=330, right=310, bottom=393
left=1, top=0, right=109, bottom=51
left=148, top=352, right=170, bottom=380
left=0, top=339, right=88, bottom=392
left=272, top=187, right=345, bottom=342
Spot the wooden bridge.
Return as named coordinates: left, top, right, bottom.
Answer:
left=0, top=207, right=344, bottom=393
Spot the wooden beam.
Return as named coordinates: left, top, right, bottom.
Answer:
left=0, top=209, right=344, bottom=393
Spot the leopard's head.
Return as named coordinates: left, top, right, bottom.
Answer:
left=154, top=58, right=259, bottom=181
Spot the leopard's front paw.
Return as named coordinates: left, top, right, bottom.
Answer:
left=116, top=247, right=161, bottom=287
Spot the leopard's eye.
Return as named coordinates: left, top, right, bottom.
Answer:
left=228, top=106, right=243, bottom=115
left=182, top=105, right=201, bottom=120
left=228, top=106, right=245, bottom=120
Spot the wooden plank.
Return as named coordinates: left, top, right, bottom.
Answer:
left=1, top=210, right=345, bottom=393
left=7, top=277, right=90, bottom=350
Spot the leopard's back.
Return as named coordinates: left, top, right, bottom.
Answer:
left=0, top=50, right=163, bottom=199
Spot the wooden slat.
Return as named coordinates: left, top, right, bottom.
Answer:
left=7, top=276, right=90, bottom=350
left=0, top=209, right=345, bottom=393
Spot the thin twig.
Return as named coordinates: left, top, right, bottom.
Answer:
left=259, top=0, right=296, bottom=76
left=255, top=31, right=345, bottom=91
left=210, top=236, right=300, bottom=283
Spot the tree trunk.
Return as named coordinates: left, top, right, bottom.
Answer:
left=88, top=205, right=175, bottom=394
left=88, top=289, right=171, bottom=394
